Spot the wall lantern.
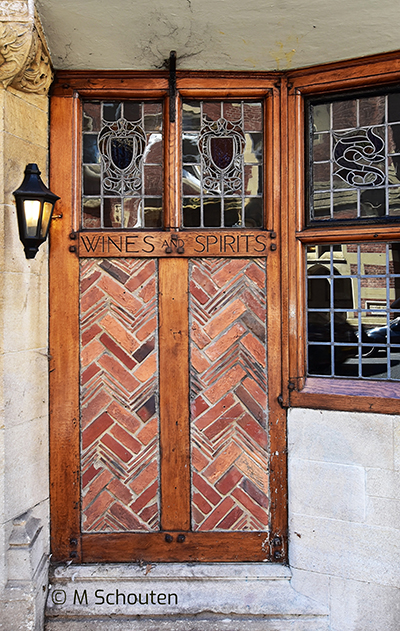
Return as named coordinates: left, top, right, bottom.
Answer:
left=13, top=163, right=60, bottom=259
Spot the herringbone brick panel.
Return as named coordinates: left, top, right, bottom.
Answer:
left=80, top=258, right=159, bottom=532
left=189, top=258, right=269, bottom=531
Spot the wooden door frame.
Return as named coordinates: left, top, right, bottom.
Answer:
left=49, top=71, right=287, bottom=564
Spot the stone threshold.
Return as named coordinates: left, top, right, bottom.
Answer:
left=45, top=563, right=329, bottom=631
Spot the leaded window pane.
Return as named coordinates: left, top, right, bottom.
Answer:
left=182, top=100, right=263, bottom=228
left=82, top=100, right=163, bottom=229
left=308, top=92, right=400, bottom=222
left=306, top=242, right=400, bottom=380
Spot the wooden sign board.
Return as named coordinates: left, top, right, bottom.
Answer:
left=78, top=231, right=270, bottom=258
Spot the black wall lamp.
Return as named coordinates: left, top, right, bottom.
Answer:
left=13, top=163, right=60, bottom=259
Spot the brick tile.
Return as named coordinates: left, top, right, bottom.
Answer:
left=203, top=442, right=242, bottom=483
left=190, top=280, right=209, bottom=305
left=81, top=363, right=100, bottom=385
left=81, top=390, right=112, bottom=429
left=83, top=490, right=114, bottom=528
left=98, top=275, right=141, bottom=314
left=215, top=466, right=243, bottom=495
left=213, top=259, right=248, bottom=287
left=109, top=502, right=146, bottom=531
left=100, top=313, right=138, bottom=354
left=136, top=316, right=157, bottom=342
left=242, top=376, right=267, bottom=409
left=241, top=332, right=266, bottom=367
left=100, top=332, right=136, bottom=369
left=137, top=395, right=156, bottom=422
left=139, top=277, right=156, bottom=303
left=82, top=469, right=113, bottom=508
left=193, top=492, right=212, bottom=514
left=199, top=497, right=235, bottom=530
left=81, top=285, right=104, bottom=313
left=236, top=453, right=269, bottom=492
left=204, top=322, right=246, bottom=362
left=241, top=288, right=265, bottom=321
left=107, top=400, right=140, bottom=434
left=246, top=262, right=266, bottom=290
left=194, top=393, right=236, bottom=430
left=98, top=354, right=139, bottom=392
left=137, top=417, right=158, bottom=445
left=125, top=260, right=156, bottom=292
left=140, top=502, right=158, bottom=523
left=129, top=460, right=158, bottom=495
left=192, top=505, right=204, bottom=526
left=82, top=463, right=101, bottom=489
left=81, top=339, right=104, bottom=368
left=191, top=347, right=210, bottom=374
left=241, top=478, right=269, bottom=508
left=191, top=395, right=208, bottom=420
left=82, top=323, right=102, bottom=347
left=238, top=413, right=269, bottom=450
left=235, top=384, right=266, bottom=425
left=130, top=480, right=158, bottom=513
left=192, top=471, right=221, bottom=505
left=191, top=266, right=218, bottom=296
left=192, top=445, right=209, bottom=472
left=101, top=433, right=133, bottom=463
left=204, top=364, right=246, bottom=404
left=81, top=270, right=101, bottom=294
left=82, top=412, right=114, bottom=450
left=99, top=260, right=130, bottom=284
left=232, top=486, right=268, bottom=526
left=204, top=298, right=247, bottom=339
left=133, top=338, right=155, bottom=363
left=108, top=477, right=133, bottom=505
left=111, top=424, right=142, bottom=455
left=216, top=505, right=244, bottom=530
left=134, top=353, right=157, bottom=383
left=241, top=311, right=265, bottom=342
left=204, top=402, right=243, bottom=440
left=191, top=321, right=212, bottom=349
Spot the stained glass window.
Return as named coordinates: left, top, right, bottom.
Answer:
left=182, top=101, right=263, bottom=228
left=82, top=101, right=163, bottom=229
left=309, top=92, right=400, bottom=222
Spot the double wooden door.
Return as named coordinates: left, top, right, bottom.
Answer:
left=49, top=75, right=287, bottom=564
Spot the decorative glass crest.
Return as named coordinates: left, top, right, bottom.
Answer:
left=333, top=127, right=385, bottom=188
left=198, top=118, right=245, bottom=194
left=98, top=118, right=147, bottom=195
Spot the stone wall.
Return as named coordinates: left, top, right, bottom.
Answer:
left=289, top=408, right=400, bottom=631
left=0, top=85, right=50, bottom=631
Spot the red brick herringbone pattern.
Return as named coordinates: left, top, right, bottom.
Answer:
left=189, top=258, right=269, bottom=531
left=80, top=258, right=159, bottom=532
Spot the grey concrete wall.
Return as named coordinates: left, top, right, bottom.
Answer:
left=288, top=408, right=400, bottom=631
left=0, top=86, right=50, bottom=631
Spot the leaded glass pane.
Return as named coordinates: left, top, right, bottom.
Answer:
left=81, top=100, right=163, bottom=229
left=182, top=100, right=264, bottom=228
left=306, top=242, right=400, bottom=380
left=308, top=91, right=400, bottom=223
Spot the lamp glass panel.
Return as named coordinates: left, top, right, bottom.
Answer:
left=41, top=201, right=53, bottom=237
left=24, top=200, right=41, bottom=236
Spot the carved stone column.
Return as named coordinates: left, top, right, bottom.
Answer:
left=0, top=0, right=53, bottom=95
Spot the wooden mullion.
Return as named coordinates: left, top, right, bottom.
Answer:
left=159, top=257, right=190, bottom=531
left=81, top=531, right=270, bottom=563
left=49, top=95, right=81, bottom=562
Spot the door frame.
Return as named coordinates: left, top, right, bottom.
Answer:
left=49, top=71, right=288, bottom=564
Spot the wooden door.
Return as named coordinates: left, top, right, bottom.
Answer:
left=49, top=73, right=287, bottom=564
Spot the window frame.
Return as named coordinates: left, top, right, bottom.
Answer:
left=286, top=52, right=400, bottom=414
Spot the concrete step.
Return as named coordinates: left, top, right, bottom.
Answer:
left=45, top=563, right=329, bottom=631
